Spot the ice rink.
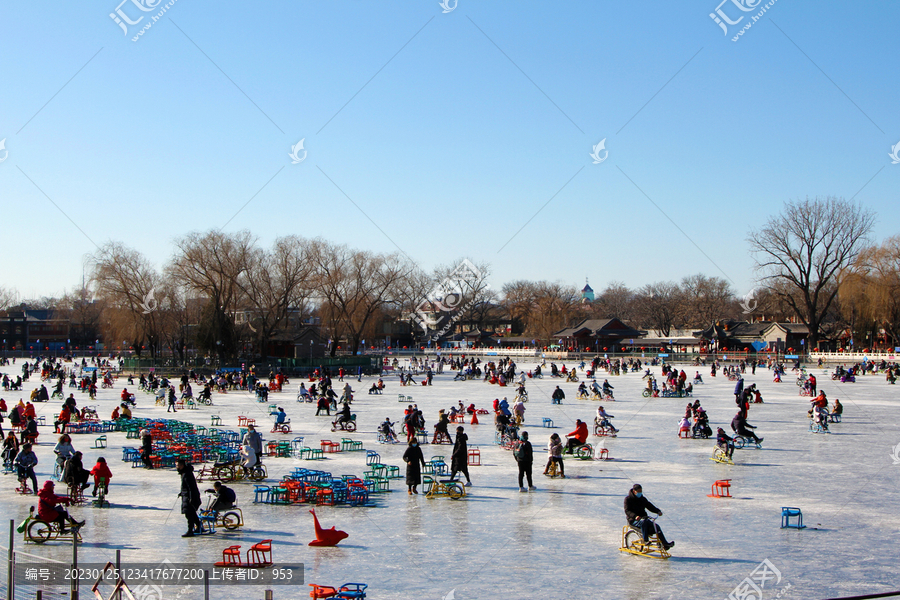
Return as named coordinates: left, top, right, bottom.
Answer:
left=0, top=356, right=898, bottom=600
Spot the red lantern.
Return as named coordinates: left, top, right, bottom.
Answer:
left=603, top=347, right=608, bottom=352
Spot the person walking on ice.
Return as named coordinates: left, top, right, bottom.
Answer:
left=402, top=438, right=426, bottom=495
left=450, top=426, right=472, bottom=487
left=176, top=459, right=202, bottom=537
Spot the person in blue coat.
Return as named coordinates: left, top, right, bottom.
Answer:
left=498, top=397, right=511, bottom=416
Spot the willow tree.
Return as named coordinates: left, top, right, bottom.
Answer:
left=840, top=236, right=900, bottom=349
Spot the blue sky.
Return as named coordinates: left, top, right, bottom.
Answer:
left=1, top=0, right=897, bottom=300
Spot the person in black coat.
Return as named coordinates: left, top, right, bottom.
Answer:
left=205, top=481, right=236, bottom=513
left=515, top=431, right=535, bottom=492
left=402, top=439, right=425, bottom=495
left=63, top=451, right=90, bottom=490
left=20, top=416, right=38, bottom=445
left=624, top=484, right=673, bottom=549
left=176, top=459, right=202, bottom=537
left=140, top=428, right=154, bottom=469
left=551, top=387, right=565, bottom=404
left=731, top=412, right=762, bottom=443
left=449, top=426, right=471, bottom=486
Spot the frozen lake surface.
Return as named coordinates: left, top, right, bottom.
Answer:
left=1, top=357, right=898, bottom=600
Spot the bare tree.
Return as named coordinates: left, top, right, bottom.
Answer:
left=500, top=280, right=536, bottom=334
left=679, top=274, right=737, bottom=328
left=310, top=240, right=413, bottom=355
left=744, top=286, right=794, bottom=323
left=748, top=196, right=875, bottom=349
left=235, top=236, right=314, bottom=357
left=635, top=281, right=681, bottom=337
left=396, top=267, right=436, bottom=339
left=56, top=289, right=102, bottom=353
left=528, top=282, right=579, bottom=343
left=430, top=259, right=495, bottom=333
left=593, top=281, right=635, bottom=321
left=155, top=277, right=202, bottom=364
left=0, top=286, right=18, bottom=311
left=91, top=242, right=163, bottom=357
left=169, top=230, right=255, bottom=359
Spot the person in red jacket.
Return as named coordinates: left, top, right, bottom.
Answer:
left=54, top=405, right=71, bottom=434
left=565, top=419, right=589, bottom=454
left=37, top=481, right=83, bottom=533
left=89, top=457, right=112, bottom=497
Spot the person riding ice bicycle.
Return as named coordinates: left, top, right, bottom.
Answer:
left=602, top=379, right=614, bottom=398
left=379, top=418, right=397, bottom=442
left=336, top=403, right=352, bottom=427
left=205, top=481, right=236, bottom=513
left=624, top=484, right=674, bottom=550
left=731, top=412, right=763, bottom=445
left=716, top=427, right=734, bottom=459
left=38, top=481, right=84, bottom=533
left=595, top=406, right=618, bottom=433
left=564, top=419, right=589, bottom=454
